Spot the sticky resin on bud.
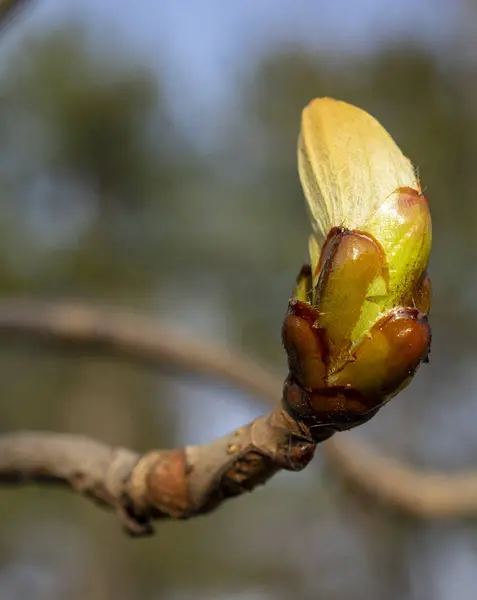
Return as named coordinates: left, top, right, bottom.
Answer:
left=282, top=97, right=432, bottom=431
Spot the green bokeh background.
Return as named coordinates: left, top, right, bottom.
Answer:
left=1, top=3, right=477, bottom=599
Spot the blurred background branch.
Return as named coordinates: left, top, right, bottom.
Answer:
left=0, top=300, right=282, bottom=403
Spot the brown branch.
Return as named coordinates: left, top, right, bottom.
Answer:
left=0, top=300, right=477, bottom=523
left=0, top=411, right=316, bottom=536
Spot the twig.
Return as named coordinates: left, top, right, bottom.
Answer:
left=0, top=413, right=316, bottom=536
left=0, top=300, right=476, bottom=524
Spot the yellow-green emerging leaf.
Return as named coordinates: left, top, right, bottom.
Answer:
left=298, top=97, right=419, bottom=252
left=298, top=98, right=431, bottom=334
left=282, top=97, right=432, bottom=432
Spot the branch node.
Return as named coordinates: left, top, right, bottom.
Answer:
left=128, top=449, right=189, bottom=519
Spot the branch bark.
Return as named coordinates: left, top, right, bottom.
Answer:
left=0, top=300, right=476, bottom=526
left=0, top=410, right=316, bottom=536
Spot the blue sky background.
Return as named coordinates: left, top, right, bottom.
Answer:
left=6, top=0, right=464, bottom=149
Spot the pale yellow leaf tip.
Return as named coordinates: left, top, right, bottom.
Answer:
left=298, top=97, right=419, bottom=245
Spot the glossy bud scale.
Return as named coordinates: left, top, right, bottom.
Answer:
left=282, top=98, right=432, bottom=439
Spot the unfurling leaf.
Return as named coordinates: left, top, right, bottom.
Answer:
left=282, top=98, right=431, bottom=437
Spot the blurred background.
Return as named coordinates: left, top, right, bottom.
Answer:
left=0, top=0, right=477, bottom=598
